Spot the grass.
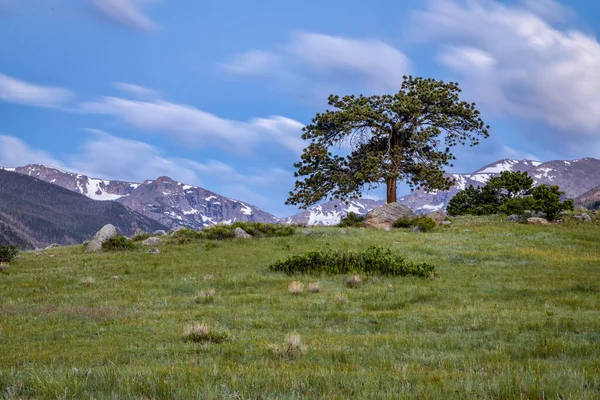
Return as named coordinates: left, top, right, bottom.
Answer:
left=0, top=215, right=599, bottom=398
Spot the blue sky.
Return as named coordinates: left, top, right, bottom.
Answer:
left=2, top=0, right=600, bottom=217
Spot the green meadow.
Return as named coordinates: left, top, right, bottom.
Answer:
left=1, top=216, right=599, bottom=399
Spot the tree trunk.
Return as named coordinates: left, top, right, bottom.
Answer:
left=386, top=178, right=397, bottom=203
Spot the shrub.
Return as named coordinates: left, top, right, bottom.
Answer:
left=269, top=246, right=435, bottom=278
left=172, top=228, right=204, bottom=244
left=203, top=225, right=236, bottom=240
left=498, top=196, right=536, bottom=216
left=411, top=215, right=437, bottom=232
left=183, top=323, right=230, bottom=343
left=131, top=231, right=151, bottom=242
left=232, top=222, right=295, bottom=237
left=102, top=236, right=136, bottom=251
left=338, top=212, right=365, bottom=228
left=531, top=185, right=574, bottom=221
left=393, top=216, right=413, bottom=228
left=0, top=244, right=18, bottom=263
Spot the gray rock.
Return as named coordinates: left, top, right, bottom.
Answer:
left=234, top=227, right=252, bottom=238
left=142, top=237, right=164, bottom=246
left=573, top=213, right=592, bottom=222
left=45, top=243, right=61, bottom=249
left=532, top=211, right=546, bottom=218
left=508, top=214, right=524, bottom=223
left=147, top=248, right=160, bottom=254
left=440, top=220, right=452, bottom=226
left=411, top=226, right=425, bottom=233
left=153, top=230, right=167, bottom=236
left=85, top=224, right=118, bottom=253
left=363, top=203, right=414, bottom=229
left=302, top=229, right=312, bottom=236
left=527, top=217, right=549, bottom=225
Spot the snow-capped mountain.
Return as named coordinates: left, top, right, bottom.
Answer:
left=285, top=199, right=385, bottom=226
left=399, top=158, right=600, bottom=213
left=3, top=165, right=277, bottom=229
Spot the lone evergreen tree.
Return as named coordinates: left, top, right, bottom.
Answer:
left=286, top=76, right=490, bottom=208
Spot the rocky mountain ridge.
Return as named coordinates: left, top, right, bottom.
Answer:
left=3, top=165, right=277, bottom=230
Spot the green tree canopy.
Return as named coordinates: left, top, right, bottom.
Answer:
left=286, top=76, right=490, bottom=208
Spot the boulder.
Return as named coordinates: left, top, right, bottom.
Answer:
left=153, top=230, right=167, bottom=236
left=426, top=210, right=448, bottom=223
left=527, top=217, right=549, bottom=225
left=45, top=243, right=61, bottom=249
left=85, top=224, right=118, bottom=253
left=234, top=227, right=252, bottom=238
left=440, top=220, right=452, bottom=226
left=147, top=248, right=160, bottom=254
left=508, top=214, right=523, bottom=223
left=142, top=237, right=164, bottom=246
left=363, top=203, right=414, bottom=229
left=573, top=213, right=592, bottom=222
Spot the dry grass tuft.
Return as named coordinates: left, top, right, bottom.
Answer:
left=335, top=293, right=349, bottom=304
left=288, top=281, right=304, bottom=295
left=183, top=323, right=230, bottom=343
left=79, top=277, right=96, bottom=287
left=307, top=282, right=321, bottom=293
left=269, top=333, right=307, bottom=359
left=196, top=288, right=216, bottom=304
left=346, top=274, right=361, bottom=288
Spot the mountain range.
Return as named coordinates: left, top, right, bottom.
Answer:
left=1, top=157, right=599, bottom=239
left=0, top=169, right=167, bottom=249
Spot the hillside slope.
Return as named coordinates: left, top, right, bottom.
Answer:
left=0, top=170, right=167, bottom=249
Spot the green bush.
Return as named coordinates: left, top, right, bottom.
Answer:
left=411, top=215, right=437, bottom=232
left=0, top=244, right=18, bottom=263
left=131, top=232, right=151, bottom=242
left=232, top=222, right=295, bottom=237
left=531, top=185, right=574, bottom=221
left=338, top=212, right=365, bottom=227
left=269, top=246, right=435, bottom=278
left=393, top=216, right=413, bottom=228
left=172, top=228, right=204, bottom=244
left=203, top=225, right=236, bottom=240
left=102, top=236, right=136, bottom=251
left=498, top=196, right=536, bottom=216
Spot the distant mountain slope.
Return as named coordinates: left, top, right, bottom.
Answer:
left=399, top=158, right=600, bottom=213
left=574, top=183, right=600, bottom=210
left=6, top=165, right=278, bottom=230
left=0, top=169, right=167, bottom=249
left=285, top=199, right=385, bottom=226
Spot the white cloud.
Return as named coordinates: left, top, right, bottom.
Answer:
left=0, top=73, right=73, bottom=108
left=112, top=82, right=159, bottom=99
left=221, top=31, right=411, bottom=92
left=415, top=0, right=600, bottom=135
left=91, top=0, right=160, bottom=31
left=0, top=135, right=64, bottom=168
left=80, top=95, right=305, bottom=154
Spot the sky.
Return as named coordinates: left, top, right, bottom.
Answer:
left=2, top=0, right=600, bottom=217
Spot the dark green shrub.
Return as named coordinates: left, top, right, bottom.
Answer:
left=102, top=236, right=136, bottom=251
left=232, top=222, right=295, bottom=237
left=203, top=225, right=236, bottom=240
left=269, top=246, right=435, bottom=278
left=338, top=212, right=365, bottom=228
left=498, top=196, right=536, bottom=216
left=0, top=244, right=18, bottom=262
left=531, top=185, right=574, bottom=221
left=131, top=232, right=151, bottom=242
left=393, top=216, right=413, bottom=228
left=411, top=215, right=437, bottom=232
left=172, top=228, right=205, bottom=244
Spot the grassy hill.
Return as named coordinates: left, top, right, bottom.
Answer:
left=1, top=216, right=599, bottom=398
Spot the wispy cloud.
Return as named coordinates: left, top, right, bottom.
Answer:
left=80, top=95, right=305, bottom=154
left=112, top=82, right=159, bottom=99
left=221, top=31, right=411, bottom=94
left=0, top=135, right=64, bottom=168
left=415, top=0, right=600, bottom=136
left=0, top=73, right=73, bottom=108
left=90, top=0, right=160, bottom=31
